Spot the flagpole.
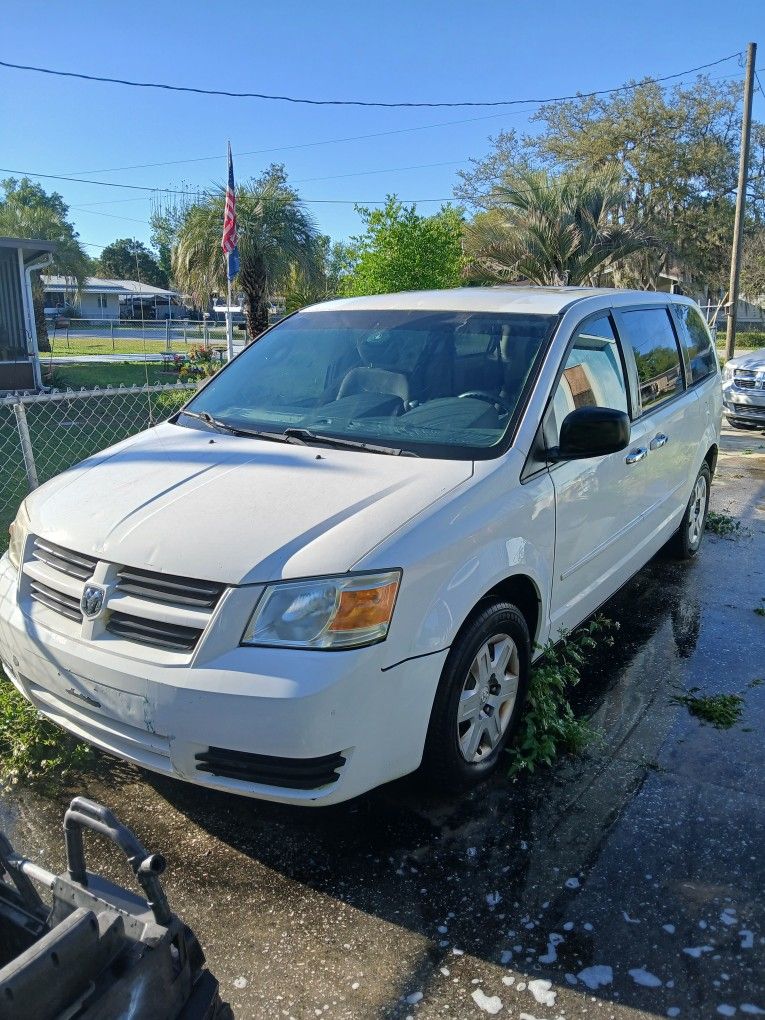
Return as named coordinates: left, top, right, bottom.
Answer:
left=226, top=275, right=234, bottom=362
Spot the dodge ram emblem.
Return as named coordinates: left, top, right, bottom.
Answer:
left=80, top=585, right=105, bottom=619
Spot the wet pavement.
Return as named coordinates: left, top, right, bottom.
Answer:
left=1, top=424, right=764, bottom=1020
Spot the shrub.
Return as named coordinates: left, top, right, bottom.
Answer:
left=717, top=331, right=765, bottom=349
left=178, top=345, right=219, bottom=382
left=508, top=615, right=617, bottom=776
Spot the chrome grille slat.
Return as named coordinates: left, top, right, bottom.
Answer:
left=115, top=567, right=223, bottom=608
left=32, top=539, right=96, bottom=580
left=30, top=580, right=83, bottom=622
left=28, top=535, right=220, bottom=653
left=106, top=611, right=202, bottom=652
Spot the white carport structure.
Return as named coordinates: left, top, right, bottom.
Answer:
left=0, top=237, right=55, bottom=392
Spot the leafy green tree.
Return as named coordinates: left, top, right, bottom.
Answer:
left=742, top=225, right=765, bottom=299
left=455, top=129, right=536, bottom=209
left=457, top=77, right=765, bottom=291
left=284, top=237, right=356, bottom=313
left=150, top=194, right=194, bottom=283
left=463, top=168, right=655, bottom=286
left=172, top=164, right=322, bottom=336
left=97, top=237, right=168, bottom=288
left=341, top=198, right=464, bottom=296
left=0, top=177, right=90, bottom=351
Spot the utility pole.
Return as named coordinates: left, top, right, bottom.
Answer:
left=726, top=42, right=757, bottom=361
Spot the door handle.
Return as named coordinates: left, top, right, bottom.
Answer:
left=650, top=433, right=669, bottom=450
left=625, top=447, right=648, bottom=464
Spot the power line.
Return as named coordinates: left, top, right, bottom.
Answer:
left=59, top=110, right=530, bottom=176
left=0, top=168, right=200, bottom=197
left=0, top=164, right=457, bottom=205
left=69, top=205, right=153, bottom=223
left=57, top=62, right=747, bottom=179
left=70, top=158, right=468, bottom=212
left=0, top=52, right=742, bottom=108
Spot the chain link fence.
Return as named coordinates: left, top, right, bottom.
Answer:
left=44, top=318, right=242, bottom=358
left=0, top=383, right=196, bottom=552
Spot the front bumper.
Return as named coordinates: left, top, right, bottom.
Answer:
left=723, top=382, right=765, bottom=424
left=0, top=553, right=445, bottom=805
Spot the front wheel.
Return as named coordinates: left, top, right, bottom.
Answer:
left=669, top=463, right=711, bottom=559
left=421, top=601, right=530, bottom=790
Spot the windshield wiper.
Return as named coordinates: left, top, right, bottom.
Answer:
left=181, top=413, right=416, bottom=455
left=180, top=410, right=291, bottom=443
left=283, top=427, right=415, bottom=456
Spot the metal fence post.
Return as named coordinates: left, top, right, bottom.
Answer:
left=111, top=321, right=115, bottom=351
left=166, top=319, right=171, bottom=351
left=13, top=400, right=39, bottom=491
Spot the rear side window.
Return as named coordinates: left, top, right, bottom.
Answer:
left=675, top=304, right=718, bottom=383
left=549, top=316, right=628, bottom=438
left=621, top=308, right=683, bottom=412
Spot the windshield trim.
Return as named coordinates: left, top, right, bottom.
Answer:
left=174, top=308, right=563, bottom=462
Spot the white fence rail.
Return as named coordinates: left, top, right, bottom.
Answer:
left=0, top=383, right=196, bottom=548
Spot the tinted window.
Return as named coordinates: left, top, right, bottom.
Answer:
left=622, top=308, right=683, bottom=412
left=675, top=304, right=718, bottom=383
left=550, top=316, right=627, bottom=438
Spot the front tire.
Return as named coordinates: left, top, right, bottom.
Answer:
left=421, top=601, right=530, bottom=791
left=669, top=463, right=711, bottom=559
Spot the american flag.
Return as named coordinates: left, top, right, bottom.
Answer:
left=222, top=142, right=240, bottom=281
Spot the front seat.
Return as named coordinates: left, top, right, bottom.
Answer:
left=337, top=366, right=410, bottom=405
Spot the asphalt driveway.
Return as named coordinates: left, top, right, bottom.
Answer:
left=2, top=424, right=764, bottom=1020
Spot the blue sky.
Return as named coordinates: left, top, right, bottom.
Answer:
left=2, top=0, right=764, bottom=259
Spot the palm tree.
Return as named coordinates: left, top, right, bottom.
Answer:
left=463, top=169, right=657, bottom=287
left=172, top=165, right=322, bottom=337
left=0, top=177, right=90, bottom=352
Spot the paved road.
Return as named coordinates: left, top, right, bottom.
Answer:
left=2, top=425, right=764, bottom=1019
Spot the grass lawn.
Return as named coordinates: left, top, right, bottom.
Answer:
left=42, top=360, right=180, bottom=389
left=47, top=337, right=197, bottom=357
left=45, top=329, right=231, bottom=358
left=1, top=376, right=192, bottom=553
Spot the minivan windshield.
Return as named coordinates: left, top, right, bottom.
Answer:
left=179, top=308, right=557, bottom=458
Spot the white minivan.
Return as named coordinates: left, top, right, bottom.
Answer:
left=0, top=288, right=721, bottom=805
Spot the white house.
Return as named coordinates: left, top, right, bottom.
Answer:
left=0, top=236, right=55, bottom=392
left=42, top=276, right=184, bottom=320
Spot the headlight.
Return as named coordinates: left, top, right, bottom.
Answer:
left=722, top=362, right=734, bottom=381
left=242, top=570, right=401, bottom=650
left=7, top=501, right=30, bottom=572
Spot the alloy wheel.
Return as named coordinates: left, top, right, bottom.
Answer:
left=457, top=633, right=520, bottom=763
left=688, top=474, right=708, bottom=549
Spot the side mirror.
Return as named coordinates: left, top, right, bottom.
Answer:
left=554, top=405, right=630, bottom=461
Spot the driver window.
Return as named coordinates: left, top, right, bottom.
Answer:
left=549, top=316, right=628, bottom=441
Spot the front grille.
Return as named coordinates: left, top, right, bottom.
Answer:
left=730, top=401, right=765, bottom=414
left=26, top=535, right=223, bottom=654
left=29, top=580, right=82, bottom=622
left=106, top=611, right=202, bottom=652
left=32, top=539, right=97, bottom=581
left=115, top=566, right=223, bottom=608
left=195, top=747, right=347, bottom=790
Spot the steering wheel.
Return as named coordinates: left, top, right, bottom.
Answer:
left=457, top=390, right=513, bottom=414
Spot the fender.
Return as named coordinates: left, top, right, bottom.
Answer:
left=356, top=448, right=555, bottom=666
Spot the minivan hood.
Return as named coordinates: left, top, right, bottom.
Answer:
left=25, top=422, right=472, bottom=584
left=728, top=348, right=765, bottom=370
